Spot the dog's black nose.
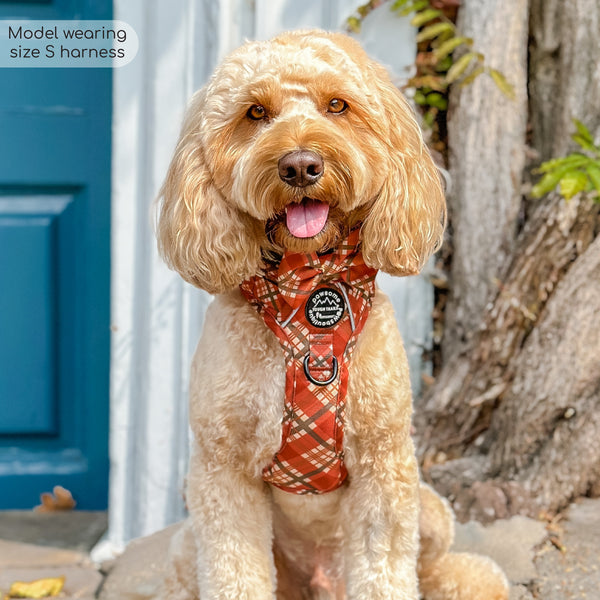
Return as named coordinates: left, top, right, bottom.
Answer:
left=278, top=150, right=324, bottom=187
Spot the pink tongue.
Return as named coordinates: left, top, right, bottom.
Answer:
left=286, top=199, right=330, bottom=238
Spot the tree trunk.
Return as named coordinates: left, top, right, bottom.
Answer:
left=487, top=230, right=600, bottom=511
left=529, top=0, right=600, bottom=160
left=418, top=194, right=599, bottom=453
left=443, top=0, right=529, bottom=355
left=417, top=195, right=600, bottom=520
left=417, top=0, right=600, bottom=521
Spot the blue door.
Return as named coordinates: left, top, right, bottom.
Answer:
left=0, top=0, right=112, bottom=508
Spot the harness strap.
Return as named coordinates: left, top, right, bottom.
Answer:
left=240, top=229, right=377, bottom=494
left=306, top=333, right=335, bottom=384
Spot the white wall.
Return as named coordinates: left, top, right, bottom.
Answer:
left=102, top=0, right=428, bottom=554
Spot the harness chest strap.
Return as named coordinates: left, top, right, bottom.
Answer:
left=240, top=229, right=378, bottom=494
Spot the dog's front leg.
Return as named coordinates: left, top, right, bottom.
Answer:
left=182, top=293, right=285, bottom=599
left=340, top=293, right=420, bottom=599
left=187, top=449, right=276, bottom=600
left=340, top=446, right=420, bottom=600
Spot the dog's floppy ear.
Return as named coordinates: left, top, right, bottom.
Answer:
left=157, top=89, right=262, bottom=294
left=361, top=64, right=446, bottom=276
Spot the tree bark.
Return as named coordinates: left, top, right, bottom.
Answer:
left=529, top=0, right=600, bottom=160
left=417, top=0, right=600, bottom=521
left=418, top=194, right=599, bottom=456
left=443, top=0, right=529, bottom=355
left=487, top=231, right=600, bottom=510
left=418, top=204, right=600, bottom=521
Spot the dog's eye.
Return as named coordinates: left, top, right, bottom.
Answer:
left=247, top=104, right=268, bottom=120
left=327, top=98, right=348, bottom=114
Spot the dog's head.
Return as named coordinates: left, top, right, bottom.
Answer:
left=158, top=30, right=446, bottom=294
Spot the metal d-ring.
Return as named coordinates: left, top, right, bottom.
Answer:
left=303, top=354, right=338, bottom=386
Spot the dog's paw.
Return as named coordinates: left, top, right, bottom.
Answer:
left=419, top=552, right=509, bottom=600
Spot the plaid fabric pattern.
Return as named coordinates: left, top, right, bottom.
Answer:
left=240, top=228, right=377, bottom=494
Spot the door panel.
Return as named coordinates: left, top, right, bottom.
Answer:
left=0, top=0, right=111, bottom=508
left=0, top=207, right=58, bottom=435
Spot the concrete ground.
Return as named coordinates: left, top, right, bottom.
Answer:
left=0, top=499, right=598, bottom=599
left=0, top=512, right=107, bottom=600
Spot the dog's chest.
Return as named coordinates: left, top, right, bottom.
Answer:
left=272, top=485, right=344, bottom=539
left=271, top=485, right=345, bottom=581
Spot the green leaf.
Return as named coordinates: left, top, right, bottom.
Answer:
left=489, top=68, right=515, bottom=100
left=434, top=36, right=473, bottom=60
left=391, top=0, right=410, bottom=9
left=423, top=107, right=437, bottom=128
left=572, top=134, right=599, bottom=154
left=414, top=90, right=428, bottom=105
left=585, top=164, right=600, bottom=193
left=346, top=16, right=361, bottom=33
left=397, top=0, right=429, bottom=16
left=535, top=153, right=590, bottom=174
left=531, top=165, right=578, bottom=198
left=559, top=171, right=588, bottom=200
left=573, top=119, right=594, bottom=145
left=445, top=52, right=481, bottom=83
left=416, top=22, right=455, bottom=42
left=357, top=3, right=372, bottom=17
left=411, top=9, right=443, bottom=26
left=426, top=92, right=448, bottom=110
left=434, top=55, right=454, bottom=72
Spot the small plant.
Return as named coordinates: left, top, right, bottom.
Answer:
left=347, top=0, right=514, bottom=131
left=395, top=0, right=513, bottom=95
left=531, top=120, right=600, bottom=202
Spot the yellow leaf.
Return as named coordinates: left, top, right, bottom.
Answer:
left=416, top=22, right=455, bottom=43
left=5, top=576, right=65, bottom=599
left=446, top=52, right=482, bottom=84
left=346, top=16, right=361, bottom=34
left=489, top=68, right=516, bottom=100
left=573, top=118, right=594, bottom=144
left=410, top=9, right=442, bottom=27
left=459, top=65, right=485, bottom=87
left=559, top=171, right=588, bottom=200
left=434, top=36, right=473, bottom=60
left=407, top=74, right=447, bottom=91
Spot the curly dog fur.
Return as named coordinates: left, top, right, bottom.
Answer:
left=156, top=29, right=509, bottom=600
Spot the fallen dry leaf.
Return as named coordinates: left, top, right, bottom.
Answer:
left=4, top=576, right=65, bottom=599
left=539, top=508, right=567, bottom=553
left=34, top=486, right=76, bottom=512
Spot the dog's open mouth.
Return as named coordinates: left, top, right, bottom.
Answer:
left=285, top=198, right=330, bottom=238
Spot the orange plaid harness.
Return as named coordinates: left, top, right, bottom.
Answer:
left=240, top=229, right=377, bottom=494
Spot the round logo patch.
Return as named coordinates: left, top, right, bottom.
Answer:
left=305, top=288, right=345, bottom=328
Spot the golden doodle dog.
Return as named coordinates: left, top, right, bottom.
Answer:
left=156, top=29, right=509, bottom=600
